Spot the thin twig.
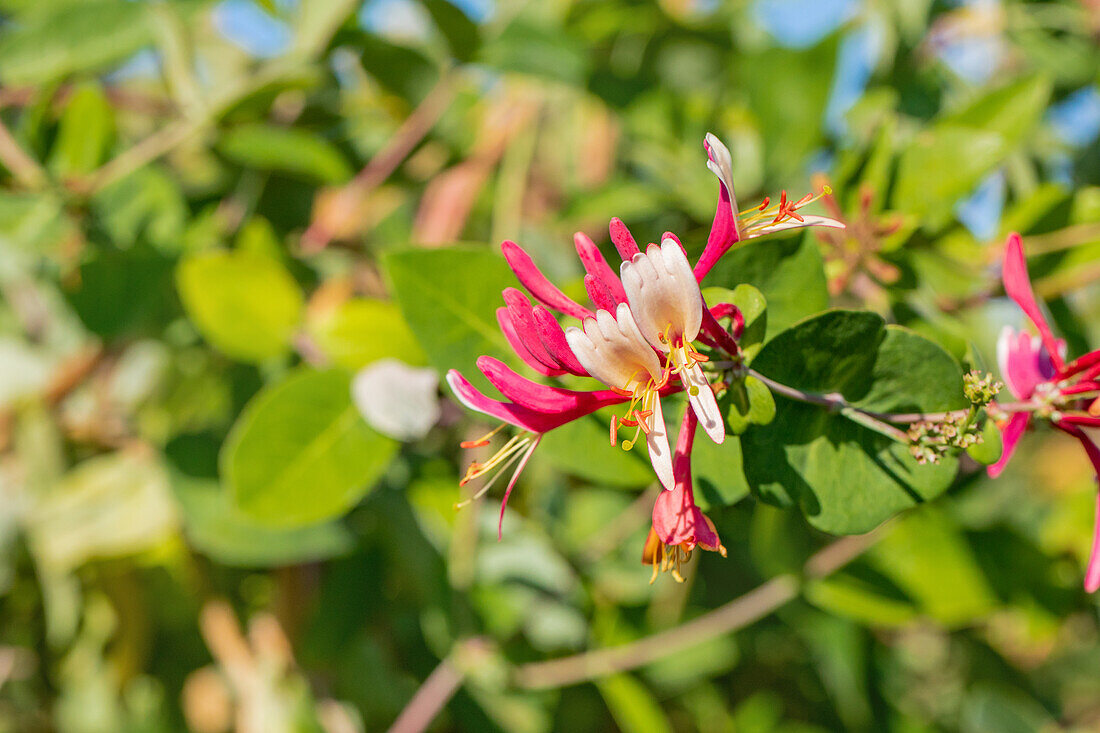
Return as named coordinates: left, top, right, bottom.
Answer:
left=738, top=366, right=1037, bottom=425
left=387, top=656, right=465, bottom=733
left=301, top=70, right=457, bottom=252
left=0, top=116, right=47, bottom=189
left=513, top=531, right=879, bottom=690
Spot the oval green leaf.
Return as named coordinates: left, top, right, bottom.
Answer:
left=222, top=368, right=398, bottom=527
left=176, top=249, right=304, bottom=363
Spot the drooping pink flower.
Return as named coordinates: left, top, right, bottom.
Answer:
left=989, top=232, right=1100, bottom=592
left=642, top=410, right=726, bottom=582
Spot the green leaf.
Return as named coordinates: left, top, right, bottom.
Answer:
left=176, top=249, right=304, bottom=363
left=966, top=417, right=1003, bottom=466
left=309, top=298, right=427, bottom=371
left=701, top=231, right=828, bottom=337
left=479, top=19, right=589, bottom=85
left=357, top=34, right=440, bottom=102
left=939, top=75, right=1051, bottom=147
left=804, top=576, right=919, bottom=628
left=869, top=507, right=998, bottom=627
left=0, top=1, right=157, bottom=84
left=384, top=246, right=515, bottom=393
left=173, top=475, right=355, bottom=567
left=218, top=124, right=353, bottom=184
left=893, top=127, right=1006, bottom=225
left=701, top=284, right=766, bottom=362
left=539, top=410, right=655, bottom=488
left=67, top=248, right=175, bottom=337
left=91, top=166, right=187, bottom=252
left=691, top=432, right=750, bottom=510
left=595, top=674, right=672, bottom=733
left=736, top=38, right=836, bottom=182
left=743, top=311, right=967, bottom=534
left=419, top=0, right=479, bottom=62
left=48, top=82, right=114, bottom=177
left=27, top=449, right=179, bottom=574
left=292, top=0, right=359, bottom=57
left=223, top=368, right=398, bottom=527
left=720, top=376, right=776, bottom=436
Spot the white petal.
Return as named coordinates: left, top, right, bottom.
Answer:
left=567, top=311, right=661, bottom=389
left=995, top=325, right=1014, bottom=385
left=682, top=362, right=725, bottom=444
left=621, top=246, right=703, bottom=350
left=748, top=215, right=845, bottom=238
left=353, top=359, right=440, bottom=441
left=645, top=395, right=674, bottom=490
left=659, top=239, right=702, bottom=341
left=705, top=132, right=739, bottom=219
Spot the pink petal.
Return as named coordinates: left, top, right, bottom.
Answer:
left=503, top=289, right=568, bottom=373
left=446, top=370, right=574, bottom=433
left=694, top=134, right=741, bottom=282
left=476, top=356, right=625, bottom=415
left=1087, top=494, right=1100, bottom=593
left=497, top=307, right=562, bottom=376
left=609, top=217, right=640, bottom=261
left=649, top=409, right=724, bottom=550
left=1002, top=232, right=1065, bottom=373
left=1062, top=349, right=1100, bottom=379
left=531, top=305, right=588, bottom=376
left=987, top=412, right=1030, bottom=478
left=574, top=232, right=628, bottom=304
left=652, top=410, right=697, bottom=542
left=501, top=240, right=592, bottom=321
left=584, top=274, right=619, bottom=312
left=996, top=327, right=1050, bottom=400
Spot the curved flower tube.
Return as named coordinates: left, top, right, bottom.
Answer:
left=643, top=410, right=726, bottom=582
left=989, top=232, right=1100, bottom=592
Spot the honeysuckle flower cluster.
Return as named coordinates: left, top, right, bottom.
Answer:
left=447, top=133, right=843, bottom=579
left=989, top=232, right=1100, bottom=593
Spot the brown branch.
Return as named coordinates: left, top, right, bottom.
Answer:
left=301, top=71, right=458, bottom=252
left=513, top=531, right=880, bottom=690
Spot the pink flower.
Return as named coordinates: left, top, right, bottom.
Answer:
left=694, top=134, right=845, bottom=282
left=642, top=410, right=726, bottom=582
left=990, top=232, right=1100, bottom=592
left=447, top=133, right=848, bottom=546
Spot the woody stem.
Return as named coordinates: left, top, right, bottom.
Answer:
left=710, top=365, right=1038, bottom=425
left=512, top=529, right=881, bottom=690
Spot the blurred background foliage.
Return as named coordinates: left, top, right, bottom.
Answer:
left=1, top=0, right=1100, bottom=731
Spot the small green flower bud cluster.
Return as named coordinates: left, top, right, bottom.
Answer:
left=907, top=411, right=984, bottom=465
left=963, top=370, right=1003, bottom=405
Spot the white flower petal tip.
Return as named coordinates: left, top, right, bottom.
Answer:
left=749, top=215, right=846, bottom=238
left=683, top=363, right=725, bottom=444
left=353, top=359, right=441, bottom=441
left=646, top=395, right=674, bottom=490
left=619, top=240, right=703, bottom=351
left=564, top=305, right=662, bottom=391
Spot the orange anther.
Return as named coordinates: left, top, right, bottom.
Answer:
left=460, top=438, right=491, bottom=449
